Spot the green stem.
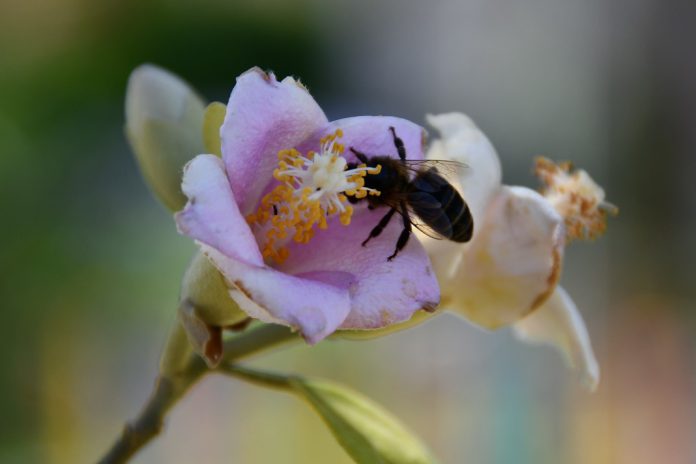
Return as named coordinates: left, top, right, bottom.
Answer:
left=97, top=323, right=298, bottom=464
left=219, top=363, right=293, bottom=390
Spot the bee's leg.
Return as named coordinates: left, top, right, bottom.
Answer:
left=362, top=207, right=396, bottom=246
left=349, top=147, right=369, bottom=164
left=389, top=126, right=407, bottom=161
left=387, top=203, right=412, bottom=261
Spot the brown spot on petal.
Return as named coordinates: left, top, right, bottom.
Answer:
left=424, top=266, right=432, bottom=276
left=294, top=78, right=309, bottom=91
left=528, top=234, right=564, bottom=314
left=422, top=301, right=439, bottom=313
left=233, top=280, right=253, bottom=299
left=380, top=309, right=395, bottom=325
left=230, top=279, right=272, bottom=315
left=258, top=68, right=272, bottom=82
left=204, top=325, right=223, bottom=367
left=402, top=278, right=418, bottom=299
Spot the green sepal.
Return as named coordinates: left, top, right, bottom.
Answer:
left=333, top=310, right=437, bottom=341
left=178, top=251, right=248, bottom=367
left=203, top=102, right=227, bottom=157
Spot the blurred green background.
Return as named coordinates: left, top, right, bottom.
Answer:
left=1, top=0, right=694, bottom=462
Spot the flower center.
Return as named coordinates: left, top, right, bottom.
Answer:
left=246, top=129, right=381, bottom=263
left=535, top=157, right=618, bottom=241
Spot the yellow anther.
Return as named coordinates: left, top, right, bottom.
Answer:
left=339, top=206, right=353, bottom=226
left=247, top=128, right=384, bottom=264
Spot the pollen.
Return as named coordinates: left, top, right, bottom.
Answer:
left=247, top=129, right=381, bottom=263
left=535, top=156, right=618, bottom=242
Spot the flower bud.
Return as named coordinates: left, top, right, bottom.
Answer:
left=178, top=251, right=249, bottom=366
left=125, top=64, right=207, bottom=211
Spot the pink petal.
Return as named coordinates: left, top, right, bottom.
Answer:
left=277, top=210, right=440, bottom=330
left=201, top=245, right=351, bottom=344
left=177, top=155, right=352, bottom=343
left=220, top=68, right=328, bottom=215
left=514, top=286, right=599, bottom=391
left=445, top=186, right=565, bottom=329
left=175, top=154, right=263, bottom=266
left=298, top=116, right=427, bottom=162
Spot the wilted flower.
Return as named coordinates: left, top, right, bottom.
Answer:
left=175, top=68, right=439, bottom=357
left=422, top=113, right=616, bottom=390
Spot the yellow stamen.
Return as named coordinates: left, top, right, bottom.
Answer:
left=246, top=129, right=383, bottom=263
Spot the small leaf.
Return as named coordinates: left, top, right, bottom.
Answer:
left=202, top=102, right=227, bottom=157
left=225, top=365, right=437, bottom=464
left=292, top=378, right=437, bottom=464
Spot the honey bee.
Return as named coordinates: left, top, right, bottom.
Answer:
left=347, top=127, right=474, bottom=261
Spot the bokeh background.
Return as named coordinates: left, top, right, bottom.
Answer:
left=1, top=0, right=695, bottom=462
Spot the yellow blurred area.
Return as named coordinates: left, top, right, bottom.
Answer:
left=1, top=0, right=694, bottom=463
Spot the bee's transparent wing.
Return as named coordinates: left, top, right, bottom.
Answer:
left=401, top=159, right=467, bottom=184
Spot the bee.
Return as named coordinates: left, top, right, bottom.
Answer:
left=347, top=127, right=474, bottom=261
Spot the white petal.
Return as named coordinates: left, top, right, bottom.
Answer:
left=444, top=186, right=565, bottom=329
left=425, top=112, right=502, bottom=228
left=514, top=286, right=600, bottom=391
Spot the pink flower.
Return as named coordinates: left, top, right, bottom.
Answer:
left=175, top=68, right=439, bottom=345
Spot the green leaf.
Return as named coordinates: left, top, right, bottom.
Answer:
left=225, top=365, right=437, bottom=464
left=293, top=378, right=437, bottom=464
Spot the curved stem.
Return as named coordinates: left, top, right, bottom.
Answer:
left=219, top=363, right=294, bottom=390
left=97, top=323, right=298, bottom=464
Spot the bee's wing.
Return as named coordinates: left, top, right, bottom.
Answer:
left=410, top=217, right=450, bottom=240
left=401, top=159, right=467, bottom=183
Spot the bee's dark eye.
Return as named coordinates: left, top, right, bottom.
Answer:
left=316, top=187, right=321, bottom=191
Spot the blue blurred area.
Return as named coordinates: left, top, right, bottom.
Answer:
left=1, top=0, right=694, bottom=463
